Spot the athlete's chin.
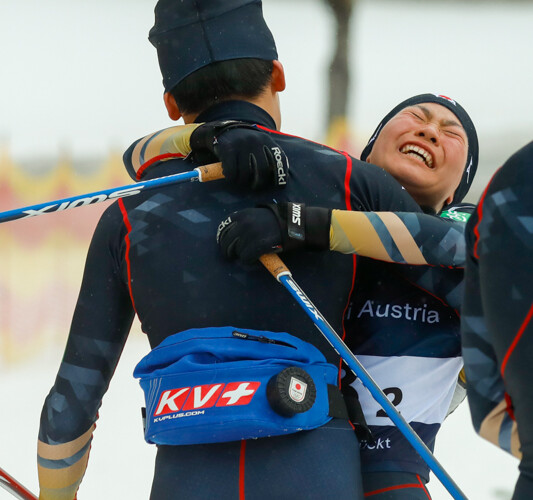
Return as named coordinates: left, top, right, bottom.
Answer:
left=389, top=165, right=435, bottom=192
left=387, top=171, right=438, bottom=207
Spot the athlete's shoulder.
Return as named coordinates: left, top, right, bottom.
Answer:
left=348, top=161, right=420, bottom=212
left=487, top=142, right=533, bottom=194
left=271, top=129, right=360, bottom=160
left=91, top=201, right=129, bottom=245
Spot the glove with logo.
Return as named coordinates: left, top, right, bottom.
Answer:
left=190, top=121, right=289, bottom=190
left=217, top=202, right=331, bottom=264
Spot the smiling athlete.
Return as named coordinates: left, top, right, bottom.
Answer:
left=114, top=91, right=479, bottom=497
left=215, top=93, right=479, bottom=498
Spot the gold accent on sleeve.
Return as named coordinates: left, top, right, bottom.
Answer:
left=330, top=210, right=393, bottom=261
left=376, top=212, right=428, bottom=265
left=39, top=485, right=80, bottom=500
left=479, top=399, right=522, bottom=459
left=143, top=127, right=184, bottom=160
left=131, top=124, right=202, bottom=174
left=38, top=425, right=95, bottom=460
left=131, top=131, right=159, bottom=173
left=38, top=447, right=90, bottom=490
left=163, top=123, right=201, bottom=156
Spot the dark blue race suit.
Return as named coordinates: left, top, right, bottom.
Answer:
left=38, top=101, right=429, bottom=500
left=463, top=141, right=533, bottom=500
left=342, top=204, right=473, bottom=498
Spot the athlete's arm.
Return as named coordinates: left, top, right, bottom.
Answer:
left=460, top=162, right=533, bottom=460
left=123, top=122, right=288, bottom=189
left=37, top=205, right=135, bottom=500
left=330, top=207, right=469, bottom=267
left=371, top=203, right=475, bottom=312
left=462, top=233, right=521, bottom=458
left=131, top=126, right=470, bottom=269
left=217, top=202, right=470, bottom=269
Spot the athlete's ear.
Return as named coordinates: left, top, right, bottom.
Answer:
left=164, top=92, right=182, bottom=121
left=271, top=60, right=286, bottom=93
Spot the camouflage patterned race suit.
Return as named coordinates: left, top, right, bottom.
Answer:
left=462, top=141, right=533, bottom=499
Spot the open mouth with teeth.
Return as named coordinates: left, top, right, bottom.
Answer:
left=400, top=144, right=434, bottom=168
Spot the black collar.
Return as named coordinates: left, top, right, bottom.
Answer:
left=195, top=100, right=277, bottom=130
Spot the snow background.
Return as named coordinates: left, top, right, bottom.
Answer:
left=1, top=0, right=531, bottom=498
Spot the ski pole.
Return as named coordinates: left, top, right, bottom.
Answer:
left=259, top=253, right=468, bottom=500
left=0, top=162, right=221, bottom=498
left=0, top=162, right=223, bottom=224
left=0, top=467, right=37, bottom=500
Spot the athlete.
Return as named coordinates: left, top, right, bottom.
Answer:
left=35, top=1, right=441, bottom=499
left=211, top=94, right=479, bottom=498
left=119, top=92, right=478, bottom=498
left=462, top=141, right=533, bottom=499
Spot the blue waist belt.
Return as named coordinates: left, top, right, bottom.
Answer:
left=133, top=326, right=349, bottom=445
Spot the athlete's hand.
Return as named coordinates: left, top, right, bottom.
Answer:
left=190, top=121, right=289, bottom=190
left=217, top=203, right=331, bottom=264
left=217, top=207, right=282, bottom=264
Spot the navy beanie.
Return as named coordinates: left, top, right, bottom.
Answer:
left=149, top=0, right=278, bottom=93
left=360, top=94, right=478, bottom=206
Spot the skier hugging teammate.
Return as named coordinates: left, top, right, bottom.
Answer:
left=35, top=1, right=532, bottom=500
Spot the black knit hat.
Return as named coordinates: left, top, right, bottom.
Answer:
left=360, top=94, right=478, bottom=206
left=149, top=0, right=278, bottom=93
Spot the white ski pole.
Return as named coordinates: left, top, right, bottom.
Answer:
left=259, top=253, right=468, bottom=500
left=0, top=162, right=223, bottom=224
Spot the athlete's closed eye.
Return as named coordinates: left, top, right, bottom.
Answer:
left=445, top=130, right=460, bottom=137
left=443, top=128, right=466, bottom=143
left=409, top=111, right=424, bottom=121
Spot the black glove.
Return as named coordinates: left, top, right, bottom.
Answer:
left=190, top=121, right=289, bottom=190
left=217, top=202, right=331, bottom=264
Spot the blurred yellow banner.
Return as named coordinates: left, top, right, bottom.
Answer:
left=0, top=146, right=130, bottom=364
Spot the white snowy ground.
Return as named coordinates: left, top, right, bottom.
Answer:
left=0, top=329, right=520, bottom=500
